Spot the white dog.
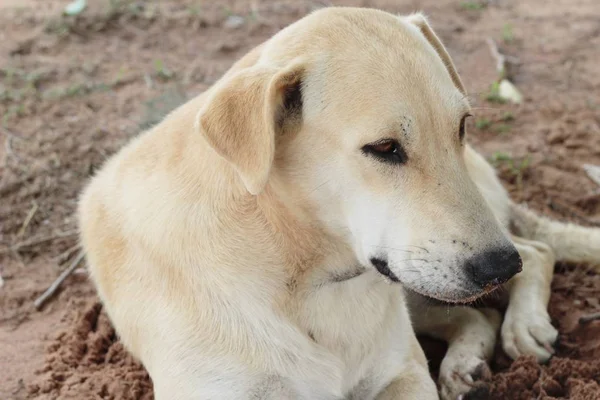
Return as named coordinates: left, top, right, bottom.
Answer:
left=77, top=7, right=600, bottom=400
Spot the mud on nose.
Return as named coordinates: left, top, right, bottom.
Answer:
left=466, top=246, right=522, bottom=288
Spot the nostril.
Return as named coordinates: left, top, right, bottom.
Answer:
left=466, top=246, right=522, bottom=288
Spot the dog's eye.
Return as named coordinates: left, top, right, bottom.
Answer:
left=362, top=139, right=407, bottom=165
left=459, top=114, right=471, bottom=142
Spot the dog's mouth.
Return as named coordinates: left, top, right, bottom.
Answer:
left=370, top=257, right=503, bottom=304
left=408, top=283, right=502, bottom=305
left=369, top=257, right=400, bottom=283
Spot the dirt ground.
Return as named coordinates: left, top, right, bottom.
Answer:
left=1, top=0, right=599, bottom=399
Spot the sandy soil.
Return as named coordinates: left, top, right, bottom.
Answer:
left=0, top=0, right=599, bottom=399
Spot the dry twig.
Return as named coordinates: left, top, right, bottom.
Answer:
left=52, top=243, right=82, bottom=264
left=583, top=164, right=600, bottom=187
left=579, top=311, right=600, bottom=324
left=2, top=126, right=28, bottom=165
left=0, top=229, right=78, bottom=255
left=0, top=126, right=24, bottom=139
left=486, top=37, right=506, bottom=78
left=34, top=250, right=85, bottom=310
left=486, top=37, right=519, bottom=80
left=5, top=136, right=22, bottom=163
left=17, top=201, right=39, bottom=237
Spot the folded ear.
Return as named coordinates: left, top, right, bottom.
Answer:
left=404, top=13, right=467, bottom=96
left=197, top=61, right=304, bottom=195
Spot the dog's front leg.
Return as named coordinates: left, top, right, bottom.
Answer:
left=501, top=235, right=558, bottom=362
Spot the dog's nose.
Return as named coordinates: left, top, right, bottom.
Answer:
left=466, top=246, right=522, bottom=287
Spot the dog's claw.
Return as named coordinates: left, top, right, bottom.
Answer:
left=543, top=342, right=555, bottom=354
left=439, top=356, right=491, bottom=400
left=501, top=304, right=558, bottom=363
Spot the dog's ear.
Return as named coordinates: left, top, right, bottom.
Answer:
left=404, top=13, right=467, bottom=96
left=197, top=61, right=304, bottom=195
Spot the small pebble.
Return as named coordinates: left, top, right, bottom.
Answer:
left=224, top=15, right=245, bottom=29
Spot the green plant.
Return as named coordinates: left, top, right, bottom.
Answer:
left=154, top=60, right=174, bottom=81
left=501, top=111, right=515, bottom=122
left=222, top=5, right=233, bottom=16
left=490, top=151, right=512, bottom=167
left=460, top=1, right=486, bottom=11
left=475, top=118, right=492, bottom=130
left=43, top=81, right=112, bottom=100
left=188, top=4, right=201, bottom=16
left=44, top=17, right=74, bottom=37
left=494, top=123, right=511, bottom=135
left=1, top=67, right=17, bottom=85
left=485, top=81, right=506, bottom=103
left=490, top=152, right=531, bottom=190
left=2, top=104, right=25, bottom=126
left=502, top=23, right=514, bottom=43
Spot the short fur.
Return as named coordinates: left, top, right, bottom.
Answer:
left=77, top=7, right=600, bottom=400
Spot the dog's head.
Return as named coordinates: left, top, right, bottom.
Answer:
left=197, top=8, right=521, bottom=302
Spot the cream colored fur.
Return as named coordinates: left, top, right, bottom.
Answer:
left=77, top=6, right=599, bottom=400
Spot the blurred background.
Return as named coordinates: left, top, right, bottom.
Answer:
left=0, top=1, right=599, bottom=399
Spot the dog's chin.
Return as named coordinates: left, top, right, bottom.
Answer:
left=401, top=281, right=502, bottom=305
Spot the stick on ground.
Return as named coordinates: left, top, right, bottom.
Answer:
left=486, top=37, right=506, bottom=78
left=34, top=250, right=85, bottom=310
left=51, top=243, right=82, bottom=264
left=17, top=201, right=39, bottom=238
left=0, top=229, right=78, bottom=255
left=583, top=164, right=600, bottom=187
left=579, top=311, right=600, bottom=324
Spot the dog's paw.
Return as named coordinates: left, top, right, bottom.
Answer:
left=439, top=355, right=491, bottom=400
left=438, top=307, right=499, bottom=400
left=501, top=304, right=558, bottom=362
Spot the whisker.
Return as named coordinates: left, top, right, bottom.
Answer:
left=368, top=244, right=430, bottom=254
left=397, top=258, right=429, bottom=263
left=403, top=245, right=430, bottom=253
left=308, top=179, right=332, bottom=195
left=469, top=106, right=503, bottom=112
left=365, top=245, right=414, bottom=253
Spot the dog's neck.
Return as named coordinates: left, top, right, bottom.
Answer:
left=197, top=170, right=359, bottom=285
left=258, top=182, right=355, bottom=275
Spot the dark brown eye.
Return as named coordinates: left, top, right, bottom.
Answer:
left=459, top=114, right=471, bottom=142
left=362, top=139, right=407, bottom=165
left=371, top=141, right=396, bottom=153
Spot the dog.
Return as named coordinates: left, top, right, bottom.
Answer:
left=76, top=6, right=576, bottom=399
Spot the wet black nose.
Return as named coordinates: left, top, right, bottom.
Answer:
left=466, top=246, right=522, bottom=287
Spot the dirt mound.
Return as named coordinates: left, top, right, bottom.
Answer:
left=29, top=302, right=153, bottom=400
left=489, top=356, right=600, bottom=400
